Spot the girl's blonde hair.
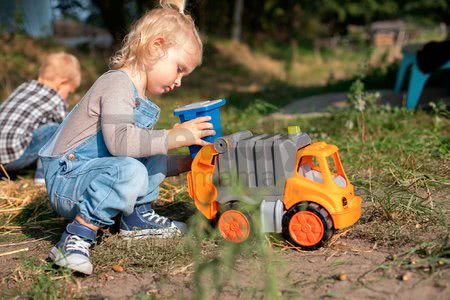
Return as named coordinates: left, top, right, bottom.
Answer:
left=110, top=0, right=202, bottom=71
left=39, top=52, right=81, bottom=87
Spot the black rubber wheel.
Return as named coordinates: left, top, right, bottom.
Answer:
left=282, top=202, right=334, bottom=250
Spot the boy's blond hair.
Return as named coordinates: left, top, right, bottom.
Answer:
left=39, top=52, right=81, bottom=87
left=110, top=0, right=202, bottom=71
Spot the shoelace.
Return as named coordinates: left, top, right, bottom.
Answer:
left=66, top=235, right=91, bottom=257
left=142, top=210, right=171, bottom=226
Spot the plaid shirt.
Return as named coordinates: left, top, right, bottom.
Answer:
left=0, top=80, right=67, bottom=164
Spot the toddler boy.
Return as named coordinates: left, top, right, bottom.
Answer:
left=0, top=52, right=81, bottom=184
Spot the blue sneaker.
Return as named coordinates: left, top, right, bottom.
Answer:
left=120, top=204, right=187, bottom=240
left=49, top=221, right=96, bottom=275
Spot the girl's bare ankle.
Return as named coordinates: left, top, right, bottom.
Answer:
left=75, top=215, right=99, bottom=231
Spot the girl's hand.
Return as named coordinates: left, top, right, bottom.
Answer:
left=167, top=116, right=215, bottom=150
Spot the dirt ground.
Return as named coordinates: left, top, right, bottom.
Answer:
left=1, top=234, right=449, bottom=299
left=1, top=90, right=449, bottom=299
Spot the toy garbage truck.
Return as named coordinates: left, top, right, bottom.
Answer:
left=186, top=128, right=362, bottom=250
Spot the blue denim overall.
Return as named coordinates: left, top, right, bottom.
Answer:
left=38, top=71, right=167, bottom=227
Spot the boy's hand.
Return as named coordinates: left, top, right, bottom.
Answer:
left=167, top=116, right=215, bottom=150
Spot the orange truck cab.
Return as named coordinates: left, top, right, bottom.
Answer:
left=187, top=129, right=362, bottom=249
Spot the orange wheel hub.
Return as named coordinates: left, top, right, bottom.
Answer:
left=218, top=210, right=251, bottom=243
left=288, top=211, right=324, bottom=246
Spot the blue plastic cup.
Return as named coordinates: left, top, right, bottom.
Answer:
left=173, top=98, right=226, bottom=158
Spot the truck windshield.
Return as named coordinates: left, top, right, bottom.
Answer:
left=297, top=154, right=348, bottom=188
left=326, top=153, right=347, bottom=188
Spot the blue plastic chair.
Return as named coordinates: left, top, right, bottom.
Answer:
left=394, top=45, right=450, bottom=109
left=405, top=60, right=450, bottom=109
left=394, top=50, right=416, bottom=94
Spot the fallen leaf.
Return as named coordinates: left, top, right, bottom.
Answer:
left=112, top=265, right=124, bottom=273
left=401, top=272, right=412, bottom=281
left=337, top=272, right=348, bottom=281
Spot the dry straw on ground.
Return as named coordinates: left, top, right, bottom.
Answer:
left=0, top=177, right=183, bottom=230
left=0, top=176, right=186, bottom=259
left=0, top=178, right=51, bottom=227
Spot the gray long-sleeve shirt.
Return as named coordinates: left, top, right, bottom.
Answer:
left=52, top=71, right=193, bottom=176
left=53, top=71, right=168, bottom=157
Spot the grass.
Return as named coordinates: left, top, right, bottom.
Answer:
left=1, top=32, right=450, bottom=298
left=2, top=256, right=79, bottom=299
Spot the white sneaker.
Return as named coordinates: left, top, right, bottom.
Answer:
left=49, top=221, right=96, bottom=275
left=35, top=159, right=45, bottom=185
left=34, top=177, right=46, bottom=185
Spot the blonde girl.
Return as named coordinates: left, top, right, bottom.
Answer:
left=39, top=0, right=213, bottom=275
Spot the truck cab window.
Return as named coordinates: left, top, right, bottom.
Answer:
left=298, top=156, right=324, bottom=184
left=326, top=154, right=347, bottom=188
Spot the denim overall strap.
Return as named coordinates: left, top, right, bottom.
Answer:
left=112, top=69, right=140, bottom=99
left=112, top=70, right=161, bottom=129
left=38, top=101, right=81, bottom=180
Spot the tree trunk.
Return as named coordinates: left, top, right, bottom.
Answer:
left=92, top=0, right=127, bottom=50
left=231, top=0, right=244, bottom=42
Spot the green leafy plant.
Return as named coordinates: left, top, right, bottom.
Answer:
left=346, top=74, right=380, bottom=145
